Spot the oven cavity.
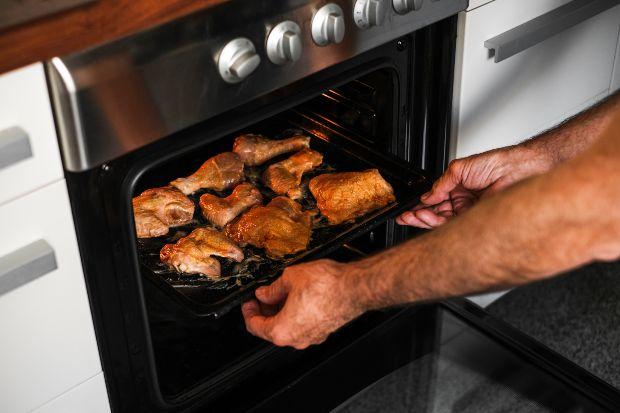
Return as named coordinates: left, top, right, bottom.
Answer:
left=133, top=67, right=427, bottom=400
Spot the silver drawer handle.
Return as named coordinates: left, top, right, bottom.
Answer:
left=0, top=240, right=57, bottom=297
left=0, top=126, right=33, bottom=170
left=484, top=0, right=619, bottom=63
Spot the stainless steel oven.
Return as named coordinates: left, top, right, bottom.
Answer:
left=45, top=1, right=470, bottom=411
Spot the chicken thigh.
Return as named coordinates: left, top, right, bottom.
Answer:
left=199, top=183, right=263, bottom=227
left=170, top=152, right=244, bottom=195
left=263, top=149, right=323, bottom=199
left=225, top=196, right=314, bottom=258
left=133, top=186, right=195, bottom=238
left=309, top=169, right=395, bottom=225
left=160, top=227, right=244, bottom=277
left=233, top=134, right=310, bottom=166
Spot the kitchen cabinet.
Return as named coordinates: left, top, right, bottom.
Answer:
left=0, top=181, right=104, bottom=413
left=34, top=373, right=110, bottom=413
left=0, top=63, right=109, bottom=412
left=467, top=0, right=494, bottom=10
left=611, top=28, right=620, bottom=93
left=0, top=63, right=106, bottom=412
left=452, top=0, right=620, bottom=160
left=451, top=0, right=620, bottom=307
left=0, top=63, right=64, bottom=207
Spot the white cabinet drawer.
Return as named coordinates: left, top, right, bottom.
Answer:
left=467, top=0, right=495, bottom=11
left=453, top=0, right=620, bottom=158
left=0, top=181, right=101, bottom=413
left=611, top=29, right=620, bottom=93
left=34, top=373, right=110, bottom=413
left=0, top=63, right=64, bottom=206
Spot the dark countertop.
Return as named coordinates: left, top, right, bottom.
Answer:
left=487, top=259, right=620, bottom=389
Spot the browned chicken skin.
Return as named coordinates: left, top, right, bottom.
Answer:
left=199, top=183, right=263, bottom=227
left=160, top=227, right=244, bottom=277
left=132, top=186, right=195, bottom=238
left=309, top=169, right=396, bottom=225
left=233, top=134, right=310, bottom=166
left=263, top=149, right=323, bottom=199
left=225, top=196, right=314, bottom=258
left=170, top=152, right=244, bottom=195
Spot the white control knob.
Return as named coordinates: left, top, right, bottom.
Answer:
left=312, top=3, right=345, bottom=46
left=266, top=21, right=303, bottom=65
left=354, top=0, right=389, bottom=29
left=393, top=0, right=423, bottom=14
left=218, top=38, right=261, bottom=83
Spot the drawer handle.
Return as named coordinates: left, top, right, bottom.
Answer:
left=0, top=126, right=33, bottom=170
left=484, top=0, right=619, bottom=63
left=0, top=240, right=57, bottom=297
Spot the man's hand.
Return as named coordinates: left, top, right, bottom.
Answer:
left=398, top=92, right=620, bottom=230
left=396, top=145, right=551, bottom=229
left=242, top=259, right=362, bottom=349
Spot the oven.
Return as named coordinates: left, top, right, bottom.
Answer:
left=45, top=0, right=467, bottom=411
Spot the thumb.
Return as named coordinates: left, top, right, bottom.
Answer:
left=421, top=161, right=463, bottom=206
left=242, top=299, right=280, bottom=342
left=256, top=277, right=290, bottom=305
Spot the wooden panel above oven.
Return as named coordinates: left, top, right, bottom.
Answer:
left=0, top=0, right=225, bottom=75
left=0, top=0, right=96, bottom=31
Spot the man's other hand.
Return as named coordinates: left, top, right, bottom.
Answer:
left=396, top=146, right=550, bottom=229
left=241, top=259, right=362, bottom=349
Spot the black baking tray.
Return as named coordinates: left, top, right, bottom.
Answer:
left=136, top=112, right=431, bottom=318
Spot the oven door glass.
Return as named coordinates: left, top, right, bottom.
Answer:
left=251, top=304, right=616, bottom=412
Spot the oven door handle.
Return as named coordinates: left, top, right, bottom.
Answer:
left=0, top=127, right=32, bottom=171
left=0, top=240, right=57, bottom=297
left=484, top=0, right=618, bottom=63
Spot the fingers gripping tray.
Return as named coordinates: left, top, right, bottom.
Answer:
left=135, top=113, right=430, bottom=318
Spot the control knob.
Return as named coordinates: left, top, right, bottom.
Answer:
left=393, top=0, right=423, bottom=14
left=218, top=38, right=261, bottom=83
left=354, top=0, right=388, bottom=29
left=267, top=21, right=303, bottom=65
left=311, top=3, right=345, bottom=46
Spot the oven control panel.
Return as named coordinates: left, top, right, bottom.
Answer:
left=48, top=0, right=468, bottom=171
left=214, top=0, right=463, bottom=83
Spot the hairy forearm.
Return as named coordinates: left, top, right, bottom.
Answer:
left=347, top=118, right=620, bottom=310
left=519, top=91, right=620, bottom=166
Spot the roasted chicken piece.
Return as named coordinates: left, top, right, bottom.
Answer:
left=160, top=228, right=244, bottom=277
left=309, top=169, right=396, bottom=225
left=233, top=134, right=310, bottom=166
left=170, top=152, right=244, bottom=195
left=225, top=196, right=314, bottom=258
left=199, top=183, right=263, bottom=227
left=132, top=186, right=195, bottom=238
left=263, top=149, right=323, bottom=199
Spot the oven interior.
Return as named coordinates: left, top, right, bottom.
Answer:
left=136, top=66, right=418, bottom=402
left=135, top=68, right=430, bottom=319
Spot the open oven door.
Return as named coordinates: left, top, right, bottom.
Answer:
left=249, top=296, right=620, bottom=413
left=155, top=246, right=620, bottom=413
